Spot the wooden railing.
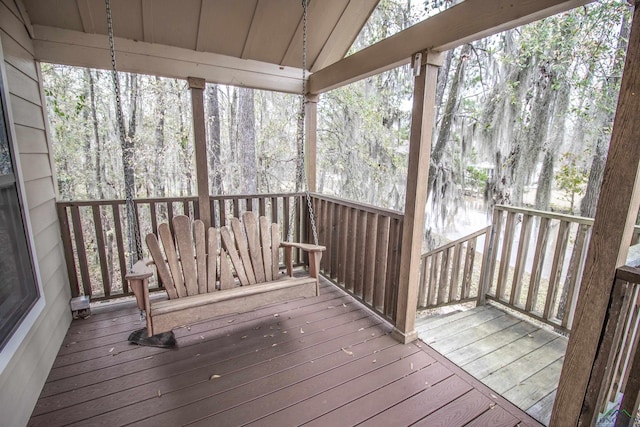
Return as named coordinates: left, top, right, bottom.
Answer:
left=581, top=265, right=640, bottom=426
left=310, top=194, right=404, bottom=323
left=57, top=193, right=306, bottom=301
left=417, top=226, right=491, bottom=309
left=481, top=205, right=596, bottom=332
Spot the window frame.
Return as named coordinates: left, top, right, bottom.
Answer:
left=0, top=38, right=46, bottom=363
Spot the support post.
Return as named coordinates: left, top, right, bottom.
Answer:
left=551, top=3, right=640, bottom=424
left=188, top=77, right=211, bottom=229
left=392, top=50, right=442, bottom=344
left=305, top=94, right=318, bottom=192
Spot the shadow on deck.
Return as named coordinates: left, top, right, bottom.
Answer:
left=28, top=279, right=541, bottom=426
left=416, top=305, right=568, bottom=426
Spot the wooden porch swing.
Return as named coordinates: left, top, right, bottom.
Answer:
left=116, top=0, right=324, bottom=339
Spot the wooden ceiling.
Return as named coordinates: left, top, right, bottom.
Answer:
left=21, top=0, right=379, bottom=92
left=20, top=0, right=594, bottom=94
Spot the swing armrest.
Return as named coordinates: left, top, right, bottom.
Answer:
left=280, top=242, right=326, bottom=252
left=280, top=243, right=325, bottom=280
left=125, top=258, right=154, bottom=280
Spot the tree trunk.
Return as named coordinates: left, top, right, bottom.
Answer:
left=535, top=150, right=554, bottom=211
left=207, top=84, right=223, bottom=194
left=429, top=44, right=470, bottom=193
left=238, top=87, right=256, bottom=194
left=154, top=76, right=166, bottom=197
left=82, top=70, right=93, bottom=198
left=580, top=14, right=630, bottom=218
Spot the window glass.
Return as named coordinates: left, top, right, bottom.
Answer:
left=0, top=69, right=39, bottom=350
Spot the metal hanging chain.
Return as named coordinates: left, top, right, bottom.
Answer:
left=288, top=0, right=319, bottom=246
left=105, top=0, right=143, bottom=266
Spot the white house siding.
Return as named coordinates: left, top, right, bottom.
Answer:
left=0, top=1, right=71, bottom=426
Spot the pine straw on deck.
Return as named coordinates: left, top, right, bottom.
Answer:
left=29, top=278, right=542, bottom=426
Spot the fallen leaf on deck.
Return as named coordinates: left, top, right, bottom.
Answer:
left=489, top=403, right=496, bottom=409
left=327, top=306, right=334, bottom=309
left=283, top=330, right=288, bottom=334
left=341, top=348, right=353, bottom=356
left=300, top=328, right=304, bottom=334
left=372, top=359, right=376, bottom=364
left=254, top=326, right=261, bottom=330
left=144, top=356, right=153, bottom=360
left=200, top=335, right=204, bottom=340
left=228, top=319, right=235, bottom=323
left=241, top=336, right=247, bottom=340
left=272, top=343, right=277, bottom=347
left=358, top=328, right=364, bottom=331
left=209, top=374, right=221, bottom=381
left=195, top=354, right=200, bottom=357
left=343, top=303, right=346, bottom=307
left=274, top=313, right=280, bottom=318
left=109, top=348, right=114, bottom=353
left=527, top=334, right=533, bottom=338
left=157, top=390, right=162, bottom=397
left=410, top=363, right=414, bottom=369
left=490, top=394, right=497, bottom=399
left=187, top=326, right=191, bottom=331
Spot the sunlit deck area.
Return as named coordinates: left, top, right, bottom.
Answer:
left=417, top=305, right=568, bottom=426
left=28, top=278, right=541, bottom=427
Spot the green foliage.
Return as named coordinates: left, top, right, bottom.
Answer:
left=556, top=151, right=589, bottom=211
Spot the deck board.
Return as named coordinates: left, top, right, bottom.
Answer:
left=417, top=304, right=567, bottom=426
left=29, top=278, right=541, bottom=427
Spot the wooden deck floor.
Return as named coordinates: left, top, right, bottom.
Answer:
left=416, top=305, right=568, bottom=426
left=28, top=279, right=541, bottom=427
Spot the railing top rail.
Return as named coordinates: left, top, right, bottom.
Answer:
left=311, top=193, right=404, bottom=220
left=495, top=204, right=594, bottom=225
left=57, top=196, right=199, bottom=206
left=421, top=225, right=491, bottom=258
left=616, top=265, right=640, bottom=284
left=210, top=192, right=305, bottom=200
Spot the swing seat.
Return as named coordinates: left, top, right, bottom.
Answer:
left=125, top=212, right=325, bottom=337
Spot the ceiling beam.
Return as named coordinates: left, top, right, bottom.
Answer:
left=309, top=0, right=594, bottom=94
left=141, top=0, right=153, bottom=44
left=31, top=25, right=304, bottom=94
left=75, top=0, right=95, bottom=34
left=310, top=0, right=378, bottom=72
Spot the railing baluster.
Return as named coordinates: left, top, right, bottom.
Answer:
left=338, top=205, right=349, bottom=287
left=57, top=204, right=79, bottom=298
left=354, top=209, right=367, bottom=298
left=496, top=211, right=516, bottom=301
left=437, top=247, right=450, bottom=304
left=449, top=242, right=462, bottom=301
left=363, top=212, right=377, bottom=305
left=430, top=252, right=440, bottom=306
left=70, top=205, right=92, bottom=297
left=111, top=203, right=128, bottom=292
left=526, top=216, right=550, bottom=313
left=92, top=205, right=111, bottom=297
left=544, top=220, right=571, bottom=321
left=374, top=215, right=390, bottom=311
left=348, top=207, right=359, bottom=291
left=418, top=255, right=429, bottom=307
left=461, top=238, right=475, bottom=299
left=511, top=213, right=533, bottom=307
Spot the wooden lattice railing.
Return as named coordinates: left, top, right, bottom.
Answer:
left=57, top=192, right=406, bottom=325
left=580, top=265, right=640, bottom=425
left=310, top=194, right=404, bottom=322
left=420, top=205, right=640, bottom=334
left=417, top=226, right=491, bottom=309
left=57, top=193, right=307, bottom=301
